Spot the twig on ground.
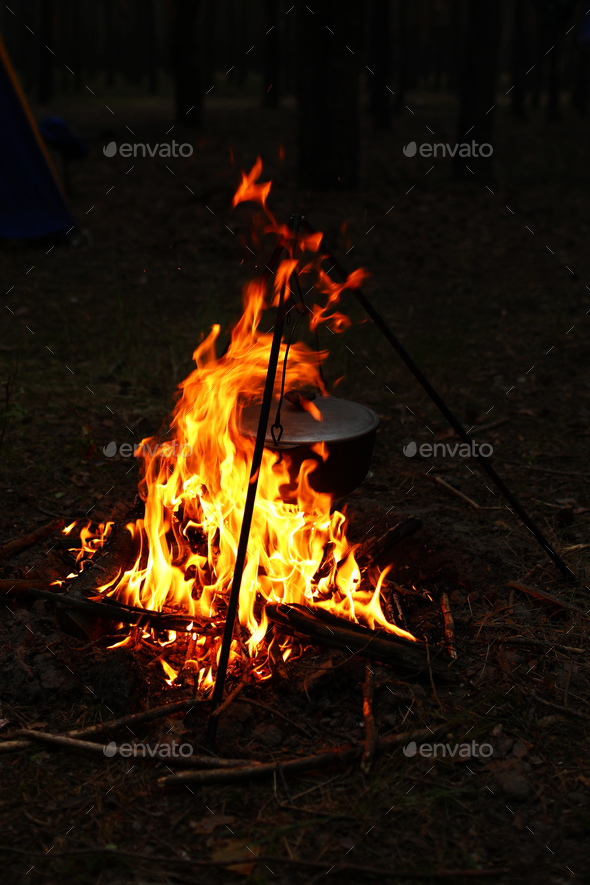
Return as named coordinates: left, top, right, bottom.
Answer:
left=495, top=636, right=584, bottom=654
left=0, top=695, right=211, bottom=753
left=531, top=690, right=590, bottom=722
left=430, top=476, right=480, bottom=510
left=0, top=844, right=508, bottom=879
left=508, top=581, right=590, bottom=618
left=210, top=679, right=247, bottom=719
left=0, top=518, right=63, bottom=559
left=440, top=593, right=457, bottom=660
left=361, top=664, right=378, bottom=774
left=159, top=725, right=442, bottom=787
left=15, top=729, right=256, bottom=768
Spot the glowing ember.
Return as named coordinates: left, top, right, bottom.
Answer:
left=63, top=160, right=415, bottom=687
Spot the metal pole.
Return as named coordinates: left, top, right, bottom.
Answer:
left=302, top=220, right=573, bottom=582
left=205, top=279, right=291, bottom=748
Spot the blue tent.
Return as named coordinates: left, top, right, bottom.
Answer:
left=0, top=33, right=76, bottom=239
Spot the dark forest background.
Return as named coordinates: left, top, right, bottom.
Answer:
left=2, top=0, right=590, bottom=186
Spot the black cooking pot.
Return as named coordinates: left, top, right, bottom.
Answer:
left=240, top=394, right=380, bottom=499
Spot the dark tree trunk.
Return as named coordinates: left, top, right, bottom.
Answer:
left=573, top=44, right=590, bottom=115
left=368, top=0, right=391, bottom=130
left=394, top=0, right=408, bottom=114
left=38, top=0, right=55, bottom=103
left=144, top=0, right=158, bottom=94
left=452, top=0, right=502, bottom=181
left=297, top=0, right=364, bottom=189
left=510, top=0, right=528, bottom=118
left=104, top=0, right=116, bottom=89
left=171, top=0, right=202, bottom=129
left=202, top=0, right=216, bottom=93
left=263, top=0, right=279, bottom=108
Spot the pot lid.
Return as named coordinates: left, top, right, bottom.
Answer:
left=240, top=395, right=379, bottom=446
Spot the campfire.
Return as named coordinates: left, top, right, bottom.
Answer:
left=56, top=160, right=427, bottom=696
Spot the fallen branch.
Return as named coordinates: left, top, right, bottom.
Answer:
left=440, top=592, right=457, bottom=660
left=0, top=694, right=211, bottom=754
left=159, top=725, right=441, bottom=787
left=531, top=690, right=590, bottom=722
left=430, top=476, right=480, bottom=510
left=495, top=637, right=583, bottom=654
left=361, top=665, right=378, bottom=774
left=0, top=518, right=63, bottom=559
left=14, top=729, right=259, bottom=768
left=508, top=581, right=590, bottom=618
left=0, top=844, right=508, bottom=879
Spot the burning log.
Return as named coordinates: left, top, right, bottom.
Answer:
left=56, top=498, right=144, bottom=639
left=0, top=518, right=63, bottom=559
left=22, top=586, right=219, bottom=636
left=266, top=604, right=450, bottom=680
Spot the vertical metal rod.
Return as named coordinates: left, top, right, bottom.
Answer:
left=205, top=275, right=290, bottom=748
left=302, top=220, right=573, bottom=582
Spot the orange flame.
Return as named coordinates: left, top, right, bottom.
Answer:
left=81, top=160, right=414, bottom=684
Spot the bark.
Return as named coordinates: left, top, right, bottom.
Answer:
left=452, top=0, right=502, bottom=181
left=297, top=0, right=364, bottom=189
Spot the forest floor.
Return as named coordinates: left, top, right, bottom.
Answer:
left=1, top=87, right=590, bottom=884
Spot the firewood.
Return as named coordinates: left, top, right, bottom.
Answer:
left=0, top=579, right=59, bottom=595
left=13, top=730, right=257, bottom=768
left=56, top=497, right=145, bottom=639
left=158, top=725, right=441, bottom=787
left=356, top=516, right=423, bottom=568
left=0, top=518, right=64, bottom=559
left=266, top=603, right=451, bottom=680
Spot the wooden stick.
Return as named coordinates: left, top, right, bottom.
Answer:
left=524, top=465, right=590, bottom=479
left=0, top=695, right=211, bottom=753
left=508, top=581, right=590, bottom=618
left=210, top=680, right=246, bottom=719
left=266, top=603, right=450, bottom=680
left=440, top=593, right=457, bottom=660
left=431, top=476, right=480, bottom=510
left=496, top=637, right=583, bottom=654
left=356, top=516, right=423, bottom=566
left=531, top=690, right=590, bottom=722
left=467, top=417, right=509, bottom=436
left=15, top=730, right=257, bottom=767
left=159, top=726, right=441, bottom=787
left=0, top=579, right=60, bottom=595
left=0, top=518, right=63, bottom=559
left=0, top=845, right=509, bottom=878
left=361, top=665, right=378, bottom=774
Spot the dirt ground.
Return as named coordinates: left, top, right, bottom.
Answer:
left=1, top=85, right=590, bottom=884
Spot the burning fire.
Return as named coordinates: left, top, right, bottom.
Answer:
left=64, top=160, right=415, bottom=687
